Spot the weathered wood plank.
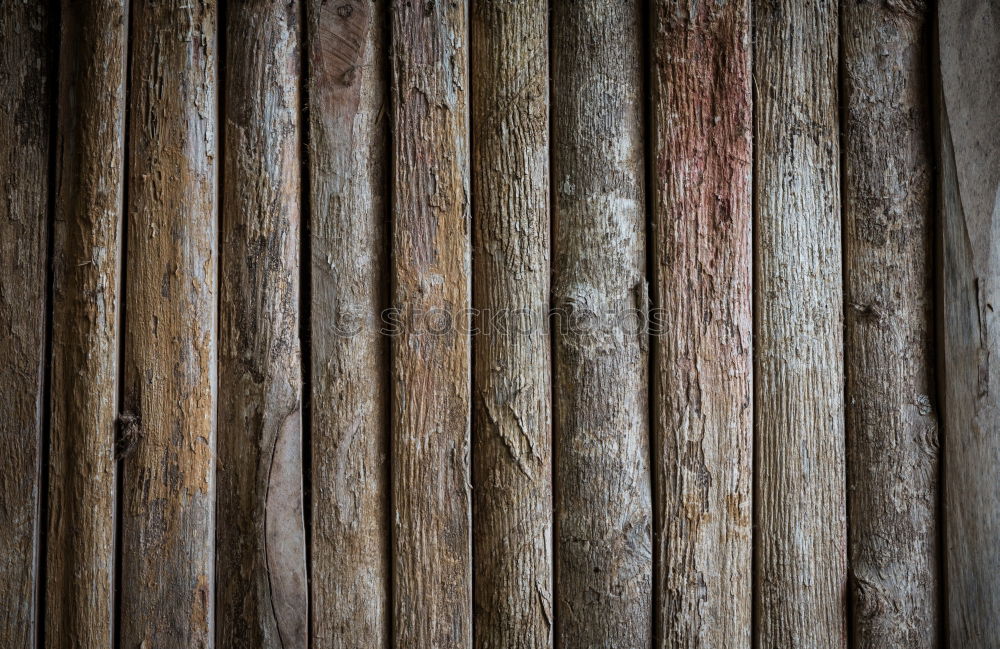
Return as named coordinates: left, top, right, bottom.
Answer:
left=649, top=1, right=752, bottom=647
left=551, top=1, right=651, bottom=646
left=937, top=2, right=1000, bottom=645
left=841, top=3, right=940, bottom=647
left=753, top=0, right=847, bottom=646
left=45, top=2, right=127, bottom=647
left=307, top=1, right=390, bottom=647
left=121, top=3, right=218, bottom=646
left=216, top=3, right=307, bottom=649
left=389, top=1, right=472, bottom=647
left=0, top=2, right=51, bottom=645
left=470, top=1, right=552, bottom=648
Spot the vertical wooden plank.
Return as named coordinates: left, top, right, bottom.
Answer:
left=754, top=1, right=847, bottom=647
left=551, top=1, right=651, bottom=647
left=842, top=3, right=940, bottom=647
left=216, top=3, right=307, bottom=649
left=45, top=1, right=127, bottom=647
left=649, top=1, right=752, bottom=647
left=0, top=1, right=50, bottom=645
left=389, top=1, right=471, bottom=647
left=306, top=1, right=390, bottom=646
left=937, top=3, right=1000, bottom=645
left=121, top=3, right=218, bottom=647
left=470, top=2, right=551, bottom=648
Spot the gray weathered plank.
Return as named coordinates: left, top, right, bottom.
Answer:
left=937, top=2, right=1000, bottom=645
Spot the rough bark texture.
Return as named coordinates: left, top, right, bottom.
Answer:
left=470, top=2, right=552, bottom=648
left=216, top=4, right=307, bottom=649
left=841, top=3, right=940, bottom=647
left=551, top=1, right=652, bottom=647
left=121, top=3, right=218, bottom=647
left=307, top=1, right=390, bottom=648
left=0, top=2, right=50, bottom=646
left=937, top=2, right=1000, bottom=645
left=45, top=2, right=127, bottom=647
left=753, top=1, right=847, bottom=647
left=389, top=2, right=472, bottom=647
left=649, top=2, right=752, bottom=647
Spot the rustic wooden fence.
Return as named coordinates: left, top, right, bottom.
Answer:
left=1, top=1, right=997, bottom=648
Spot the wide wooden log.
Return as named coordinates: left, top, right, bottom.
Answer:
left=754, top=0, right=847, bottom=646
left=45, top=2, right=128, bottom=647
left=842, top=2, right=940, bottom=647
left=551, top=1, right=652, bottom=646
left=121, top=3, right=218, bottom=646
left=216, top=3, right=307, bottom=648
left=649, top=1, right=753, bottom=646
left=389, top=1, right=472, bottom=647
left=471, top=1, right=552, bottom=648
left=307, top=1, right=390, bottom=647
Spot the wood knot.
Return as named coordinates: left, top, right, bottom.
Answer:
left=115, top=412, right=143, bottom=460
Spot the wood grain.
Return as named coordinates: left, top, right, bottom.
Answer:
left=306, top=0, right=390, bottom=647
left=551, top=1, right=652, bottom=646
left=841, top=3, right=940, bottom=647
left=0, top=2, right=51, bottom=645
left=216, top=3, right=307, bottom=648
left=389, top=1, right=472, bottom=647
left=937, top=2, right=1000, bottom=644
left=45, top=2, right=127, bottom=647
left=753, top=0, right=847, bottom=646
left=121, top=3, right=218, bottom=647
left=470, top=1, right=552, bottom=648
left=649, top=1, right=752, bottom=647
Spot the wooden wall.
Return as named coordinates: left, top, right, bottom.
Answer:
left=0, top=1, right=995, bottom=648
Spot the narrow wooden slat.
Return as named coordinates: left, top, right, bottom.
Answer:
left=753, top=1, right=847, bottom=647
left=937, top=2, right=1000, bottom=644
left=0, top=2, right=51, bottom=645
left=649, top=1, right=752, bottom=647
left=306, top=1, right=390, bottom=646
left=216, top=3, right=307, bottom=648
left=551, top=1, right=651, bottom=646
left=841, top=3, right=940, bottom=647
left=389, top=2, right=471, bottom=648
left=470, top=2, right=552, bottom=648
left=45, top=1, right=128, bottom=647
left=121, top=3, right=218, bottom=646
